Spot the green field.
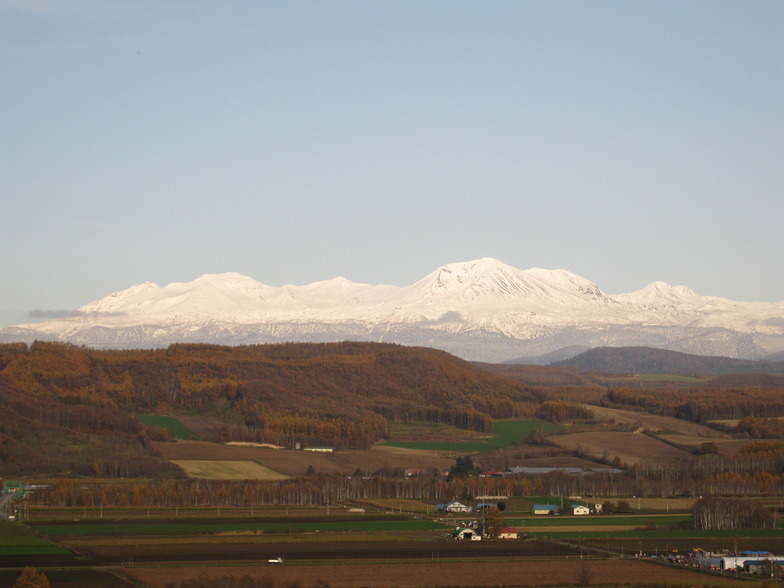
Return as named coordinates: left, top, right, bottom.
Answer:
left=507, top=515, right=691, bottom=528
left=638, top=374, right=708, bottom=383
left=138, top=415, right=201, bottom=440
left=381, top=419, right=560, bottom=452
left=0, top=521, right=70, bottom=555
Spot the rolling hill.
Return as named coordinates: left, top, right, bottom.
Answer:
left=550, top=346, right=784, bottom=376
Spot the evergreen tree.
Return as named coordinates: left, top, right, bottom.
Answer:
left=449, top=455, right=475, bottom=478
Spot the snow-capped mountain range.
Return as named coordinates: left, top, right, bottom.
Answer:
left=3, top=258, right=783, bottom=362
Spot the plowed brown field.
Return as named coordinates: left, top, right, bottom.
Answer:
left=587, top=406, right=731, bottom=438
left=125, top=558, right=747, bottom=587
left=547, top=432, right=690, bottom=465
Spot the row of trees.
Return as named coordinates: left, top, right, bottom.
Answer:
left=602, top=387, right=784, bottom=422
left=735, top=417, right=784, bottom=438
left=536, top=400, right=595, bottom=423
left=30, top=466, right=784, bottom=509
left=633, top=446, right=784, bottom=482
left=693, top=495, right=769, bottom=530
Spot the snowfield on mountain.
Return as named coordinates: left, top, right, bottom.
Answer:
left=3, top=258, right=782, bottom=362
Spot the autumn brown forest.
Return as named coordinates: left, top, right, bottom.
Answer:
left=1, top=340, right=783, bottom=484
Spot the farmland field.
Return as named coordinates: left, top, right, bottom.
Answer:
left=0, top=520, right=71, bottom=568
left=547, top=431, right=692, bottom=464
left=710, top=417, right=784, bottom=428
left=506, top=514, right=691, bottom=529
left=153, top=440, right=454, bottom=477
left=174, top=414, right=227, bottom=441
left=123, top=558, right=748, bottom=587
left=30, top=515, right=446, bottom=538
left=638, top=374, right=708, bottom=383
left=586, top=405, right=730, bottom=438
left=380, top=419, right=560, bottom=452
left=171, top=459, right=290, bottom=480
left=8, top=501, right=784, bottom=587
left=657, top=435, right=763, bottom=454
left=139, top=415, right=200, bottom=440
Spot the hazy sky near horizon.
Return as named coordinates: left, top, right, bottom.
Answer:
left=2, top=1, right=783, bottom=327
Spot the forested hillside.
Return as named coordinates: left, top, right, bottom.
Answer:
left=0, top=375, right=179, bottom=478
left=551, top=346, right=784, bottom=376
left=3, top=341, right=784, bottom=479
left=0, top=341, right=540, bottom=475
left=479, top=360, right=784, bottom=423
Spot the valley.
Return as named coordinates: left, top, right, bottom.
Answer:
left=1, top=340, right=784, bottom=586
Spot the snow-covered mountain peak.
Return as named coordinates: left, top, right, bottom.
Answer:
left=616, top=281, right=703, bottom=308
left=522, top=268, right=607, bottom=300
left=405, top=258, right=530, bottom=301
left=300, top=276, right=365, bottom=292
left=397, top=258, right=610, bottom=308
left=80, top=281, right=160, bottom=313
left=4, top=258, right=782, bottom=362
left=184, top=272, right=273, bottom=299
left=81, top=272, right=275, bottom=318
left=292, top=276, right=397, bottom=306
left=424, top=257, right=511, bottom=285
left=433, top=257, right=515, bottom=286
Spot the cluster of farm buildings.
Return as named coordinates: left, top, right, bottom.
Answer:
left=689, top=550, right=784, bottom=575
left=436, top=500, right=600, bottom=517
left=435, top=498, right=603, bottom=541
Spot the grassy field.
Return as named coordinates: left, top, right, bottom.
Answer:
left=381, top=419, right=560, bottom=452
left=506, top=514, right=692, bottom=528
left=639, top=374, right=709, bottom=383
left=27, top=505, right=347, bottom=521
left=139, top=415, right=201, bottom=440
left=171, top=459, right=290, bottom=480
left=0, top=521, right=70, bottom=555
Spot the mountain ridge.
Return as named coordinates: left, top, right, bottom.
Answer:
left=2, top=258, right=783, bottom=362
left=549, top=346, right=784, bottom=377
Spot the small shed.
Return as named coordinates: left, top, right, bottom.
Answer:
left=531, top=504, right=559, bottom=515
left=499, top=527, right=518, bottom=539
left=571, top=505, right=590, bottom=516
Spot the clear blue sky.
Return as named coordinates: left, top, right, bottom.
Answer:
left=2, top=0, right=783, bottom=327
